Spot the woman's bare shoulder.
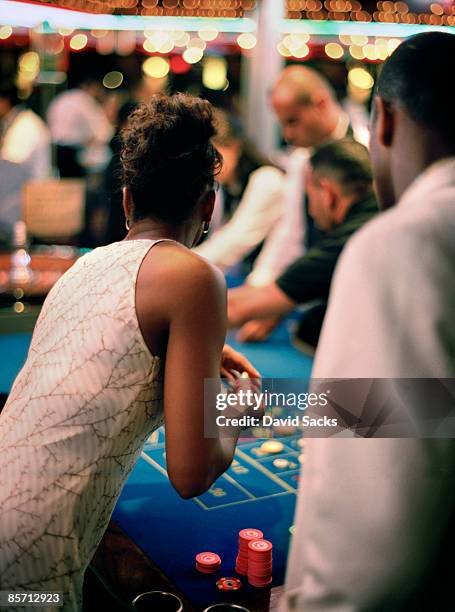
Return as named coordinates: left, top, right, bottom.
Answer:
left=138, top=240, right=226, bottom=305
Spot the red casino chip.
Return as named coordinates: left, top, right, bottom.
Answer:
left=248, top=560, right=273, bottom=572
left=216, top=577, right=242, bottom=591
left=196, top=563, right=219, bottom=574
left=195, top=552, right=221, bottom=567
left=248, top=575, right=273, bottom=588
left=195, top=552, right=221, bottom=574
left=235, top=555, right=248, bottom=576
left=248, top=539, right=272, bottom=554
left=239, top=528, right=263, bottom=541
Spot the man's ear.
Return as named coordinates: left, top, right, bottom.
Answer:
left=374, top=96, right=394, bottom=148
left=313, top=92, right=328, bottom=114
left=319, top=177, right=338, bottom=211
left=122, top=186, right=133, bottom=220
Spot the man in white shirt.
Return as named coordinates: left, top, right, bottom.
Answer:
left=282, top=32, right=455, bottom=611
left=0, top=84, right=51, bottom=180
left=228, top=66, right=350, bottom=341
left=47, top=77, right=113, bottom=177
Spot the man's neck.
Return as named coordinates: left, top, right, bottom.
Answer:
left=395, top=146, right=454, bottom=203
left=336, top=190, right=374, bottom=226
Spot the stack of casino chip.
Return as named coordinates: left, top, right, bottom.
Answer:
left=235, top=528, right=263, bottom=576
left=247, top=539, right=273, bottom=587
left=195, top=552, right=221, bottom=574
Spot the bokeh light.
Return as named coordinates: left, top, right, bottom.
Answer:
left=69, top=33, right=88, bottom=51
left=142, top=56, right=170, bottom=78
left=103, top=71, right=124, bottom=89
left=198, top=28, right=219, bottom=41
left=18, top=51, right=40, bottom=83
left=292, top=43, right=310, bottom=58
left=237, top=33, right=257, bottom=49
left=187, top=37, right=206, bottom=50
left=202, top=56, right=228, bottom=90
left=277, top=41, right=292, bottom=57
left=325, top=42, right=344, bottom=59
left=348, top=67, right=374, bottom=90
left=182, top=47, right=204, bottom=64
left=0, top=25, right=13, bottom=39
left=349, top=44, right=365, bottom=60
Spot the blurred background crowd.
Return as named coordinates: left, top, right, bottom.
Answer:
left=1, top=0, right=453, bottom=344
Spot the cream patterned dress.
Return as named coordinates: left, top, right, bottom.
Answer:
left=0, top=239, right=168, bottom=611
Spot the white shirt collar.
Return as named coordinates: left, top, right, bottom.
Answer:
left=331, top=111, right=350, bottom=141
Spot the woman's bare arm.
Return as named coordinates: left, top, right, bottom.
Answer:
left=136, top=243, right=248, bottom=498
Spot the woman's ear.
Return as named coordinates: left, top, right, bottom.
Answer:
left=122, top=186, right=133, bottom=220
left=200, top=189, right=216, bottom=223
left=374, top=96, right=394, bottom=148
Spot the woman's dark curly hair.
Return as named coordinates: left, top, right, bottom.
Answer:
left=120, top=93, right=222, bottom=224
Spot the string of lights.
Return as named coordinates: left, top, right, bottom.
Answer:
left=1, top=0, right=453, bottom=73
left=286, top=0, right=455, bottom=26
left=11, top=0, right=258, bottom=18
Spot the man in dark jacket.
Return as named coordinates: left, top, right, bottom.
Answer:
left=228, top=138, right=377, bottom=347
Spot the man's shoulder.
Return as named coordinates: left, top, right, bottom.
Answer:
left=17, top=109, right=49, bottom=133
left=285, top=148, right=310, bottom=171
left=250, top=165, right=284, bottom=180
left=343, top=194, right=455, bottom=270
left=49, top=89, right=88, bottom=111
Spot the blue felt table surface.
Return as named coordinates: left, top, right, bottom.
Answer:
left=0, top=333, right=31, bottom=394
left=114, top=433, right=304, bottom=607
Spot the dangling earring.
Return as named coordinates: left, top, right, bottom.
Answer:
left=125, top=218, right=131, bottom=231
left=202, top=221, right=210, bottom=235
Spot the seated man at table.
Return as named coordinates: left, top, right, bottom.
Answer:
left=228, top=138, right=378, bottom=347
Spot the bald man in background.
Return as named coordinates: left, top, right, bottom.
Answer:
left=228, top=65, right=351, bottom=342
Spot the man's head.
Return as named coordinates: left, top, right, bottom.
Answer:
left=0, top=84, right=19, bottom=119
left=370, top=32, right=455, bottom=210
left=271, top=65, right=341, bottom=148
left=307, top=138, right=373, bottom=232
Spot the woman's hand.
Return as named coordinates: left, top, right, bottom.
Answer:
left=220, top=344, right=261, bottom=382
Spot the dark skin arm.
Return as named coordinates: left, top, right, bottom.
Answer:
left=236, top=317, right=283, bottom=343
left=228, top=283, right=296, bottom=327
left=136, top=242, right=259, bottom=498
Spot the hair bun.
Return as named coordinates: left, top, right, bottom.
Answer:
left=120, top=93, right=222, bottom=225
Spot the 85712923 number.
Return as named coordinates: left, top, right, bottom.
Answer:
left=0, top=591, right=62, bottom=607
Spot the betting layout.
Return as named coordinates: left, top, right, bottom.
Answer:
left=113, top=429, right=305, bottom=606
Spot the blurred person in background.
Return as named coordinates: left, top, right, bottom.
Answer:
left=228, top=65, right=352, bottom=342
left=194, top=109, right=284, bottom=272
left=101, top=100, right=138, bottom=245
left=47, top=76, right=113, bottom=178
left=0, top=83, right=51, bottom=179
left=281, top=32, right=455, bottom=612
left=229, top=139, right=377, bottom=347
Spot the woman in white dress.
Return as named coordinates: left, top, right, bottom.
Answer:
left=0, top=93, right=259, bottom=611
